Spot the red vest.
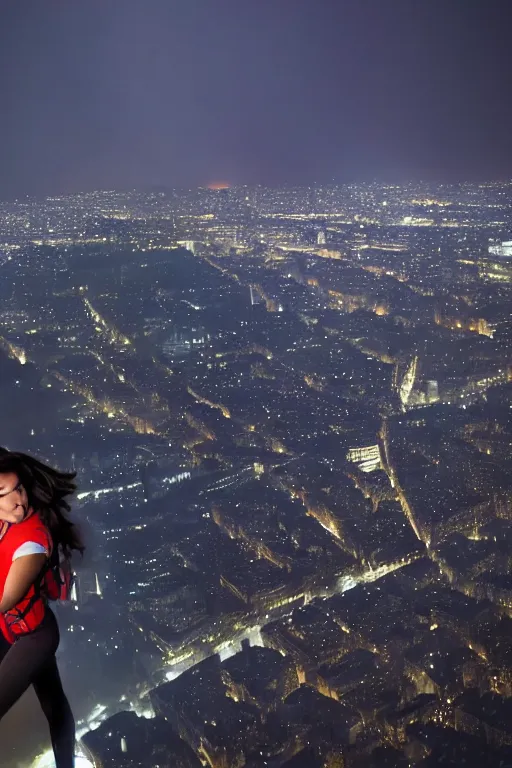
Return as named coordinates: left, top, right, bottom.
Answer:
left=0, top=512, right=51, bottom=644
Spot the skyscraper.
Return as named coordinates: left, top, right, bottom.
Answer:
left=426, top=380, right=439, bottom=403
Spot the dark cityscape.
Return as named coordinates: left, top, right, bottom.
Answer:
left=1, top=3, right=512, bottom=768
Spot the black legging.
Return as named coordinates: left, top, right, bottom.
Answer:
left=0, top=607, right=75, bottom=768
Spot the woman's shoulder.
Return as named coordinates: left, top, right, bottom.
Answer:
left=26, top=511, right=51, bottom=538
left=5, top=512, right=51, bottom=548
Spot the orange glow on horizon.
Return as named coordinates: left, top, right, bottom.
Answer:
left=207, top=181, right=231, bottom=190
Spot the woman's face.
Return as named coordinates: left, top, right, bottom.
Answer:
left=0, top=472, right=29, bottom=524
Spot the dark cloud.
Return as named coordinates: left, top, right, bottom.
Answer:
left=0, top=0, right=511, bottom=198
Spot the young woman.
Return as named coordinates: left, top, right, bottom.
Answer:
left=0, top=447, right=84, bottom=768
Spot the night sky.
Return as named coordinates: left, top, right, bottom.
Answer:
left=1, top=0, right=511, bottom=199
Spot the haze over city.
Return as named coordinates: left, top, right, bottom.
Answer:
left=1, top=0, right=512, bottom=198
left=1, top=3, right=512, bottom=768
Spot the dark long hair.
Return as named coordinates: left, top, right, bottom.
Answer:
left=0, top=448, right=84, bottom=556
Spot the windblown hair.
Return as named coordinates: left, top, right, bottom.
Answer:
left=0, top=448, right=84, bottom=556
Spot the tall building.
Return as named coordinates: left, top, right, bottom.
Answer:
left=426, top=380, right=439, bottom=403
left=75, top=569, right=103, bottom=605
left=393, top=355, right=419, bottom=410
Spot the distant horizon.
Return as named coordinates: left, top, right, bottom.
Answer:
left=2, top=2, right=512, bottom=200
left=2, top=176, right=512, bottom=204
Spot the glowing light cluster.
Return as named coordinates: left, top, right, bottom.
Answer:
left=31, top=750, right=95, bottom=768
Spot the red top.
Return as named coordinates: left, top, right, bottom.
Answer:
left=0, top=512, right=51, bottom=643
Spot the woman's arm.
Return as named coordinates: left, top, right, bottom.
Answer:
left=0, top=553, right=47, bottom=612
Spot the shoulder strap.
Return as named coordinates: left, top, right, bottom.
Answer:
left=5, top=558, right=49, bottom=622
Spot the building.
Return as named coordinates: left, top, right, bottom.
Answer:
left=488, top=240, right=512, bottom=258
left=426, top=380, right=439, bottom=403
left=82, top=711, right=202, bottom=768
left=347, top=444, right=382, bottom=473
